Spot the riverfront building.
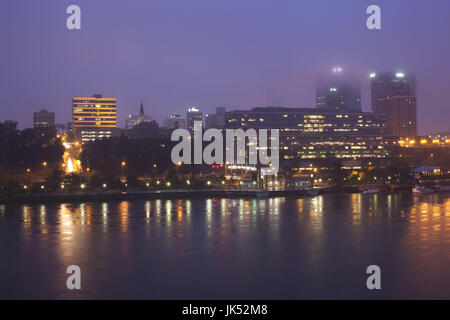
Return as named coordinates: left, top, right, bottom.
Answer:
left=225, top=107, right=393, bottom=160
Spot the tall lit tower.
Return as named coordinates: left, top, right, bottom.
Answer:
left=186, top=107, right=202, bottom=133
left=370, top=71, right=417, bottom=137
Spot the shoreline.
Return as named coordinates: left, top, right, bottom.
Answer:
left=0, top=186, right=414, bottom=205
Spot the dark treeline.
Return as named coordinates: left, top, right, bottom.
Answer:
left=0, top=122, right=63, bottom=176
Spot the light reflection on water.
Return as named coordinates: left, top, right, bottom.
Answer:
left=0, top=194, right=450, bottom=299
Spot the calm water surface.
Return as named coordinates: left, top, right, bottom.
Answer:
left=1, top=193, right=450, bottom=299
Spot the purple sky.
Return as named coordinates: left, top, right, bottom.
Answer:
left=1, top=0, right=450, bottom=134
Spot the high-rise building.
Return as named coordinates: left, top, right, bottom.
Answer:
left=316, top=67, right=362, bottom=112
left=72, top=94, right=117, bottom=142
left=371, top=71, right=416, bottom=114
left=33, top=108, right=55, bottom=130
left=379, top=96, right=417, bottom=138
left=371, top=71, right=417, bottom=137
left=186, top=107, right=203, bottom=133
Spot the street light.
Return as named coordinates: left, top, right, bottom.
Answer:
left=121, top=161, right=126, bottom=177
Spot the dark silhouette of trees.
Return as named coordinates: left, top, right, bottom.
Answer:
left=0, top=123, right=63, bottom=176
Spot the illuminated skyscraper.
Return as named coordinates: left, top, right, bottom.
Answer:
left=370, top=71, right=417, bottom=137
left=186, top=107, right=202, bottom=133
left=316, top=67, right=362, bottom=112
left=378, top=95, right=417, bottom=138
left=72, top=94, right=117, bottom=142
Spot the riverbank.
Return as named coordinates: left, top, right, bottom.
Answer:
left=0, top=187, right=367, bottom=204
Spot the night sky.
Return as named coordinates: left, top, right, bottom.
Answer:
left=1, top=0, right=450, bottom=134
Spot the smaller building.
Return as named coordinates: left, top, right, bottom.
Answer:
left=293, top=178, right=312, bottom=189
left=1, top=121, right=18, bottom=133
left=33, top=108, right=55, bottom=136
left=125, top=103, right=152, bottom=130
left=164, top=114, right=186, bottom=130
left=411, top=166, right=450, bottom=186
left=127, top=121, right=160, bottom=139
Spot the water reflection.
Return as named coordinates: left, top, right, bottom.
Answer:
left=6, top=195, right=450, bottom=243
left=1, top=194, right=450, bottom=299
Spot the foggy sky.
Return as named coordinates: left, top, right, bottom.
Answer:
left=1, top=0, right=450, bottom=134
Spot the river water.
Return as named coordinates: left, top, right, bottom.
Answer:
left=1, top=193, right=450, bottom=299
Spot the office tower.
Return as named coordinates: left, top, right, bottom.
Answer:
left=371, top=71, right=417, bottom=137
left=186, top=107, right=203, bottom=133
left=316, top=67, right=362, bottom=112
left=72, top=94, right=117, bottom=142
left=205, top=107, right=226, bottom=129
left=33, top=108, right=55, bottom=130
left=378, top=96, right=417, bottom=138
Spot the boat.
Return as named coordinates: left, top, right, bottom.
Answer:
left=412, top=185, right=434, bottom=194
left=362, top=188, right=379, bottom=194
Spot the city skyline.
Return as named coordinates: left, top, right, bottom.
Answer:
left=2, top=1, right=450, bottom=134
